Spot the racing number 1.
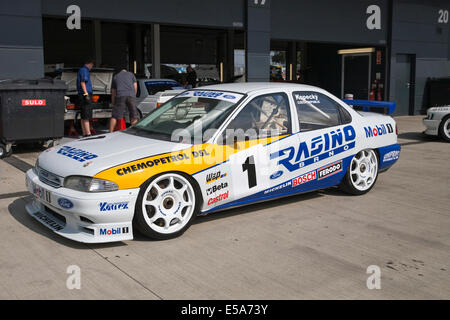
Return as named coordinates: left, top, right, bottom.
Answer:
left=242, top=156, right=257, bottom=188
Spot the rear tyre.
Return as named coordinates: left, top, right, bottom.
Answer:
left=340, top=149, right=378, bottom=195
left=133, top=172, right=199, bottom=240
left=438, top=115, right=450, bottom=142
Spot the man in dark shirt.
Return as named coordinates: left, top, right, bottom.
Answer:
left=109, top=68, right=138, bottom=132
left=77, top=58, right=95, bottom=137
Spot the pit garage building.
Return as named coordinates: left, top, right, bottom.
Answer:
left=0, top=0, right=449, bottom=115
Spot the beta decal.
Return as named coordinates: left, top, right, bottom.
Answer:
left=58, top=198, right=74, bottom=209
left=383, top=150, right=400, bottom=162
left=317, top=160, right=343, bottom=180
left=100, top=227, right=129, bottom=236
left=99, top=202, right=129, bottom=212
left=292, top=170, right=317, bottom=187
left=57, top=146, right=98, bottom=163
left=270, top=125, right=356, bottom=172
left=206, top=171, right=227, bottom=184
left=206, top=182, right=228, bottom=196
left=364, top=123, right=393, bottom=138
left=116, top=149, right=210, bottom=176
left=207, top=191, right=229, bottom=205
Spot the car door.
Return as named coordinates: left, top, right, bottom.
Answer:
left=208, top=91, right=297, bottom=209
left=269, top=91, right=356, bottom=192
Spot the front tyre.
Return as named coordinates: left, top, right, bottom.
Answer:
left=340, top=149, right=378, bottom=195
left=133, top=172, right=199, bottom=240
left=438, top=115, right=450, bottom=142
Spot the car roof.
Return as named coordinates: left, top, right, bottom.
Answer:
left=199, top=82, right=322, bottom=94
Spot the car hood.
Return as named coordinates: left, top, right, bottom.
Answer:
left=37, top=131, right=191, bottom=177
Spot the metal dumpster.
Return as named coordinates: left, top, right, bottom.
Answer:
left=0, top=79, right=67, bottom=158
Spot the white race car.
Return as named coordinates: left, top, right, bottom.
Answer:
left=25, top=83, right=401, bottom=243
left=423, top=105, right=450, bottom=142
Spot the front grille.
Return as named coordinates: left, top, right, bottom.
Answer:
left=38, top=167, right=63, bottom=188
left=44, top=206, right=67, bottom=225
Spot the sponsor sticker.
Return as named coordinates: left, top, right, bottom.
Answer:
left=178, top=90, right=244, bottom=103
left=383, top=150, right=400, bottom=162
left=364, top=123, right=393, bottom=138
left=206, top=182, right=228, bottom=196
left=292, top=170, right=317, bottom=186
left=270, top=170, right=283, bottom=180
left=22, top=99, right=46, bottom=106
left=206, top=171, right=227, bottom=184
left=207, top=191, right=229, bottom=205
left=99, top=202, right=129, bottom=212
left=58, top=198, right=74, bottom=209
left=317, top=161, right=343, bottom=180
left=33, top=212, right=64, bottom=231
left=99, top=227, right=129, bottom=236
left=57, top=146, right=98, bottom=163
left=264, top=181, right=292, bottom=195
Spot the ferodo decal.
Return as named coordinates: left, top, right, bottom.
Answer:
left=57, top=146, right=98, bottom=162
left=270, top=125, right=356, bottom=172
left=364, top=123, right=393, bottom=138
left=116, top=149, right=211, bottom=176
left=317, top=161, right=343, bottom=180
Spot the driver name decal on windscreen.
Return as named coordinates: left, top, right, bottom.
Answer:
left=179, top=90, right=244, bottom=104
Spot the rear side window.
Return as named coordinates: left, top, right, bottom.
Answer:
left=292, top=91, right=351, bottom=132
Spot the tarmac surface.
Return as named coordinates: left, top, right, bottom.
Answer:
left=0, top=115, right=449, bottom=299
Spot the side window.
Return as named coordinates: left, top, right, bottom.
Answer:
left=292, top=91, right=350, bottom=132
left=224, top=92, right=291, bottom=140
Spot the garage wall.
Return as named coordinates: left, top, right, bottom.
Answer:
left=0, top=1, right=44, bottom=78
left=41, top=0, right=245, bottom=29
left=389, top=0, right=450, bottom=114
left=271, top=0, right=388, bottom=45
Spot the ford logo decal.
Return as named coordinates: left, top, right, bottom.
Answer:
left=58, top=198, right=74, bottom=209
left=270, top=170, right=283, bottom=180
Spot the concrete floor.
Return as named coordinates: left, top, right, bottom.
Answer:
left=0, top=115, right=448, bottom=299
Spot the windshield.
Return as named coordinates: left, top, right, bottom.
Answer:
left=145, top=80, right=183, bottom=95
left=132, top=90, right=245, bottom=143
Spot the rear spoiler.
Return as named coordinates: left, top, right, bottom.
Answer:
left=342, top=99, right=396, bottom=115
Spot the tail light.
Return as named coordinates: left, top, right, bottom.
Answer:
left=92, top=95, right=100, bottom=103
left=395, top=124, right=398, bottom=135
left=156, top=102, right=163, bottom=108
left=66, top=104, right=76, bottom=110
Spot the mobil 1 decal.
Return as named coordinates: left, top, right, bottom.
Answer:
left=270, top=125, right=356, bottom=173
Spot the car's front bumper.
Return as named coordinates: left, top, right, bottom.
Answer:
left=423, top=118, right=440, bottom=136
left=25, top=168, right=140, bottom=243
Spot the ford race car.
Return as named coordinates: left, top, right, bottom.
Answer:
left=423, top=105, right=450, bottom=142
left=25, top=83, right=401, bottom=243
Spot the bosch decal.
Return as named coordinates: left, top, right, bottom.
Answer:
left=99, top=227, right=129, bottom=236
left=99, top=202, right=129, bottom=212
left=317, top=161, right=343, bottom=180
left=206, top=182, right=228, bottom=196
left=270, top=170, right=284, bottom=180
left=57, top=146, right=98, bottom=163
left=292, top=170, right=317, bottom=187
left=207, top=191, right=229, bottom=205
left=270, top=125, right=356, bottom=172
left=364, top=123, right=393, bottom=138
left=206, top=171, right=227, bottom=184
left=58, top=198, right=74, bottom=209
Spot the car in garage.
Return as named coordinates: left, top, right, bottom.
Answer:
left=423, top=105, right=450, bottom=142
left=25, top=83, right=401, bottom=243
left=135, top=79, right=184, bottom=117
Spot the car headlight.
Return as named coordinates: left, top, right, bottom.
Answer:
left=64, top=176, right=119, bottom=192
